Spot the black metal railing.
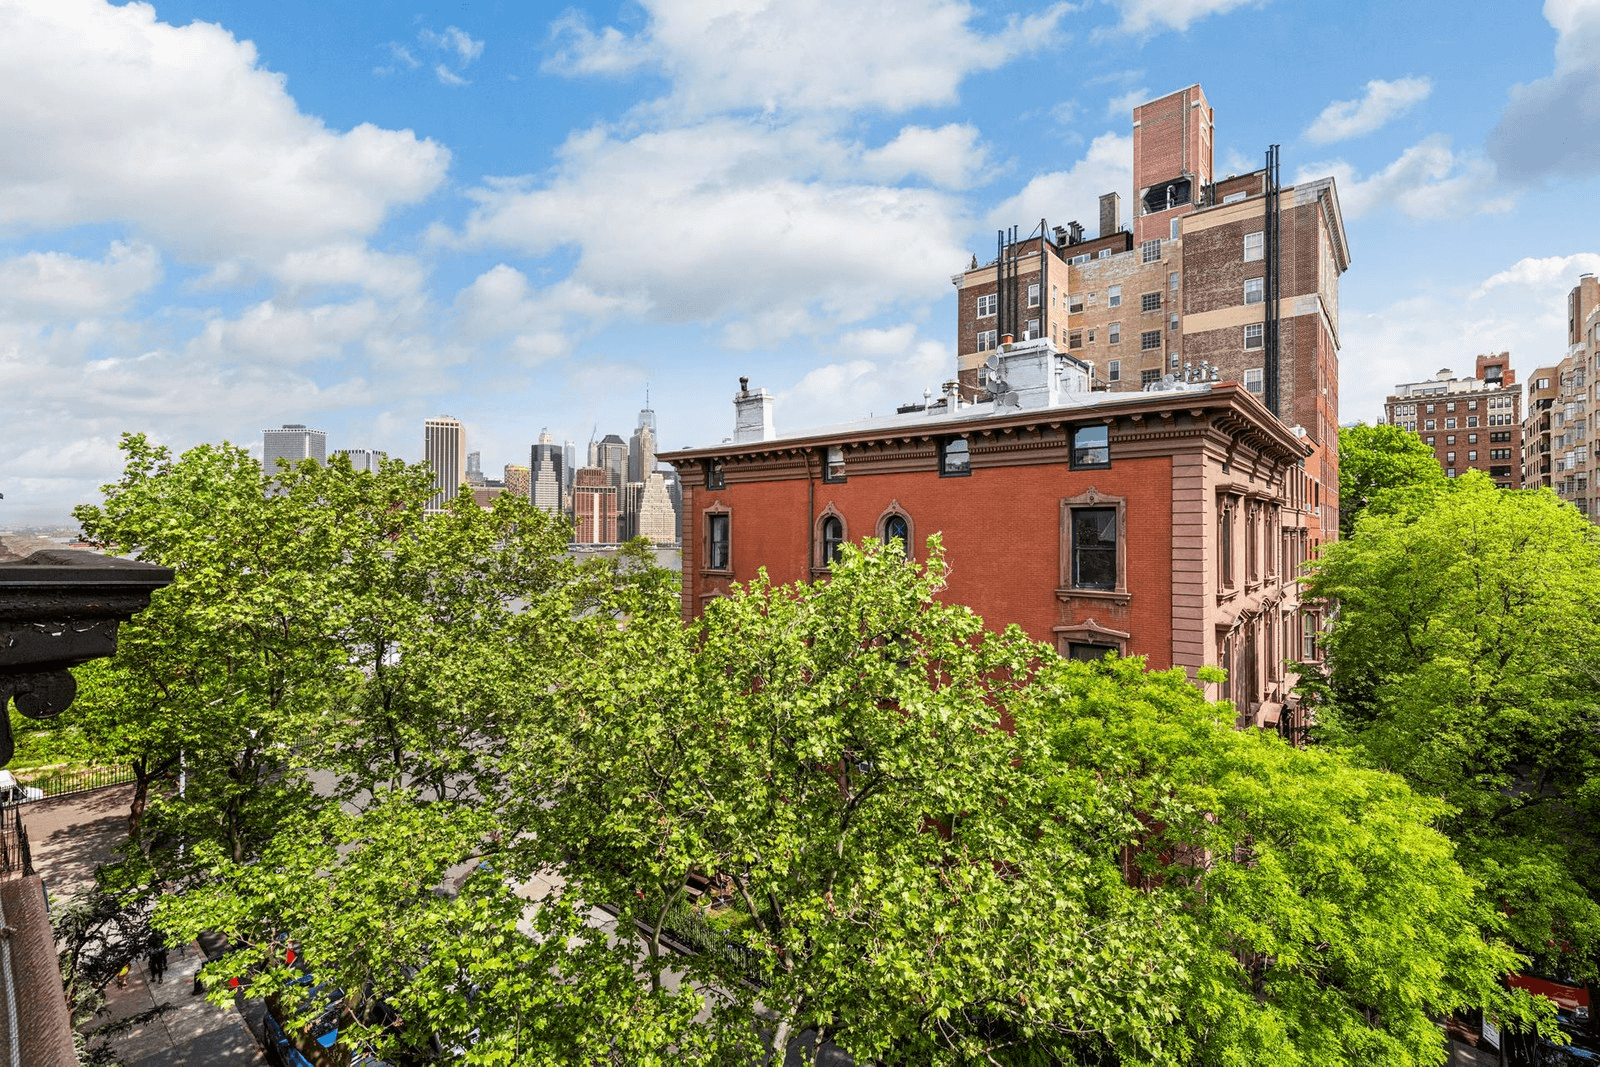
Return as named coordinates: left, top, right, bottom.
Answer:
left=15, top=764, right=134, bottom=799
left=0, top=807, right=33, bottom=878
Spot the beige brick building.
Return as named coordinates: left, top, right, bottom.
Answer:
left=953, top=84, right=1349, bottom=549
left=1523, top=275, right=1600, bottom=514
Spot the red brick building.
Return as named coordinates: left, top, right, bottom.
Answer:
left=572, top=466, right=618, bottom=544
left=1384, top=353, right=1523, bottom=490
left=671, top=346, right=1320, bottom=730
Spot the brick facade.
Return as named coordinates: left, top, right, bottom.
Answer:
left=1386, top=354, right=1523, bottom=491
left=672, top=382, right=1319, bottom=728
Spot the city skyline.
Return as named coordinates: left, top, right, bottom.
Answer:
left=2, top=0, right=1598, bottom=524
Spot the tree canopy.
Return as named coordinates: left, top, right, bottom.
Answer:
left=66, top=434, right=1552, bottom=1064
left=1308, top=472, right=1600, bottom=981
left=1337, top=422, right=1447, bottom=537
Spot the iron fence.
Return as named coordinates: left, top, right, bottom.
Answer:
left=15, top=764, right=135, bottom=799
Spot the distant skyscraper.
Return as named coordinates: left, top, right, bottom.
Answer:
left=563, top=441, right=577, bottom=498
left=262, top=424, right=326, bottom=472
left=424, top=416, right=466, bottom=513
left=628, top=404, right=657, bottom=485
left=337, top=448, right=385, bottom=473
left=503, top=464, right=532, bottom=500
left=572, top=466, right=618, bottom=544
left=635, top=472, right=678, bottom=545
left=660, top=467, right=683, bottom=541
left=598, top=434, right=628, bottom=487
left=531, top=429, right=564, bottom=513
left=466, top=451, right=485, bottom=487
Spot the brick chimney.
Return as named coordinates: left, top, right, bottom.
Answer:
left=1099, top=192, right=1121, bottom=238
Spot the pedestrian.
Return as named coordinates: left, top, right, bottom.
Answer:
left=148, top=932, right=168, bottom=985
left=114, top=962, right=129, bottom=989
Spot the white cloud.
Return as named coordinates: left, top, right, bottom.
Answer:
left=860, top=124, right=988, bottom=189
left=986, top=132, right=1131, bottom=232
left=457, top=119, right=970, bottom=338
left=0, top=0, right=449, bottom=265
left=777, top=324, right=952, bottom=431
left=1488, top=0, right=1600, bottom=180
left=0, top=242, right=161, bottom=320
left=1297, top=136, right=1511, bottom=220
left=1341, top=252, right=1600, bottom=425
left=545, top=0, right=1072, bottom=116
left=1105, top=87, right=1148, bottom=119
left=272, top=243, right=427, bottom=300
left=185, top=298, right=384, bottom=365
left=1304, top=77, right=1432, bottom=143
left=1105, top=0, right=1263, bottom=35
left=420, top=26, right=484, bottom=66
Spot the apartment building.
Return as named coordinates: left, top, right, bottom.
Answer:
left=1384, top=354, right=1522, bottom=489
left=1523, top=275, right=1600, bottom=513
left=953, top=84, right=1348, bottom=549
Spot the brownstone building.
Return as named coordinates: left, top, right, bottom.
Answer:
left=1384, top=354, right=1523, bottom=490
left=954, top=83, right=1348, bottom=549
left=671, top=348, right=1322, bottom=732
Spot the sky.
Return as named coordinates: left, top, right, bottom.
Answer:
left=2, top=0, right=1598, bottom=526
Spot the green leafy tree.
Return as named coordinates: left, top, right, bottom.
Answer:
left=1307, top=472, right=1600, bottom=979
left=1338, top=422, right=1448, bottom=537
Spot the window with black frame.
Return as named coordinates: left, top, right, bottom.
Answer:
left=1067, top=642, right=1118, bottom=662
left=1071, top=425, right=1110, bottom=468
left=707, top=512, right=730, bottom=570
left=883, top=513, right=909, bottom=554
left=705, top=459, right=725, bottom=489
left=821, top=515, right=844, bottom=565
left=940, top=437, right=971, bottom=477
left=1071, top=507, right=1117, bottom=590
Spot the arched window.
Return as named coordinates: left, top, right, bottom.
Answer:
left=822, top=515, right=844, bottom=565
left=883, top=513, right=909, bottom=553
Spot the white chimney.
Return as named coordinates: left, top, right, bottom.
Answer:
left=733, top=376, right=776, bottom=443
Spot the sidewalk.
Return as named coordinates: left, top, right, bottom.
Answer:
left=19, top=785, right=269, bottom=1066
left=90, top=945, right=267, bottom=1067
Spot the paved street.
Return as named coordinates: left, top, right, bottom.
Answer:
left=19, top=786, right=268, bottom=1066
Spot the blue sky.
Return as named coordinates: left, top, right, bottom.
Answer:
left=2, top=0, right=1598, bottom=524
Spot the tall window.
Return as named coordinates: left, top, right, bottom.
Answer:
left=1107, top=359, right=1121, bottom=382
left=1244, top=231, right=1264, bottom=261
left=821, top=515, right=844, bottom=565
left=1071, top=508, right=1117, bottom=591
left=823, top=445, right=847, bottom=482
left=940, top=437, right=971, bottom=477
left=1108, top=323, right=1121, bottom=344
left=1169, top=271, right=1179, bottom=291
left=1244, top=323, right=1264, bottom=349
left=1244, top=368, right=1264, bottom=395
left=705, top=459, right=725, bottom=489
left=883, top=513, right=910, bottom=553
left=1219, top=500, right=1235, bottom=589
left=707, top=513, right=730, bottom=570
left=1027, top=283, right=1041, bottom=308
left=977, top=293, right=997, bottom=317
left=1108, top=285, right=1122, bottom=308
left=1071, top=424, right=1110, bottom=468
left=1244, top=278, right=1264, bottom=305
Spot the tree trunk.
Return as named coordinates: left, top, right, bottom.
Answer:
left=128, top=758, right=150, bottom=842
